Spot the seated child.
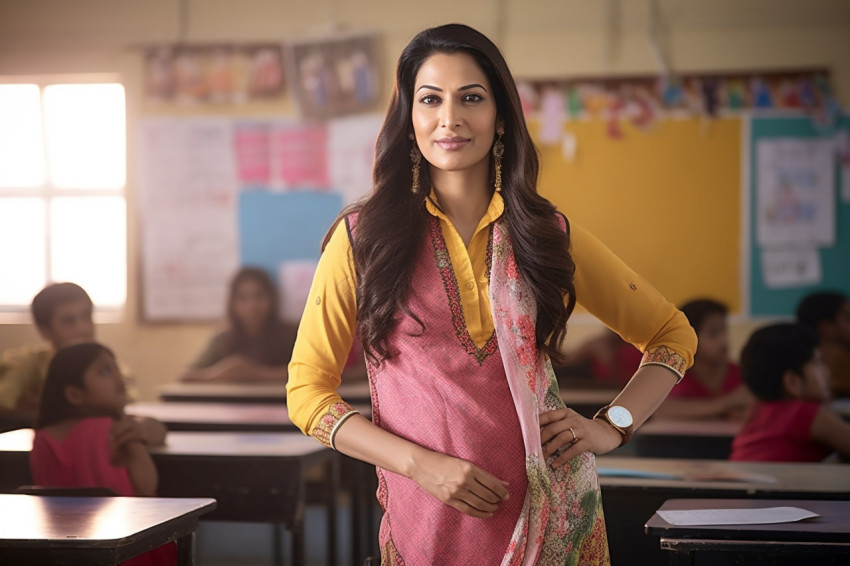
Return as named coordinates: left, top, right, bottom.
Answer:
left=0, top=283, right=137, bottom=422
left=797, top=291, right=850, bottom=398
left=29, top=342, right=173, bottom=565
left=730, top=323, right=850, bottom=462
left=655, top=298, right=753, bottom=420
left=180, top=267, right=297, bottom=382
left=566, top=327, right=642, bottom=386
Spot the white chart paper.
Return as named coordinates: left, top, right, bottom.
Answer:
left=761, top=248, right=822, bottom=288
left=756, top=138, right=835, bottom=247
left=137, top=118, right=240, bottom=320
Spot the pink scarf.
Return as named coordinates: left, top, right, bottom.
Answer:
left=490, top=220, right=610, bottom=566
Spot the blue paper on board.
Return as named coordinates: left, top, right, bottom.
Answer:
left=238, top=190, right=343, bottom=280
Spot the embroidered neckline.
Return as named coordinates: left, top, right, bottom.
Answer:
left=429, top=216, right=498, bottom=365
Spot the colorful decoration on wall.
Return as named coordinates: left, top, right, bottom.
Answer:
left=143, top=44, right=286, bottom=105
left=287, top=32, right=382, bottom=119
left=517, top=69, right=839, bottom=140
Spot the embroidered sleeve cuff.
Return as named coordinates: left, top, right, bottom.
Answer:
left=640, top=346, right=688, bottom=383
left=311, top=401, right=359, bottom=450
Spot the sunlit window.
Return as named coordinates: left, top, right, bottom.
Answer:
left=0, top=81, right=127, bottom=312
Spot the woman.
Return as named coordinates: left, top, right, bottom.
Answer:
left=287, top=24, right=696, bottom=565
left=181, top=267, right=295, bottom=382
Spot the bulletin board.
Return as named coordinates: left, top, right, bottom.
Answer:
left=534, top=117, right=743, bottom=313
left=747, top=114, right=850, bottom=317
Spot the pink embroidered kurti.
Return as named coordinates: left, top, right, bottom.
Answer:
left=287, top=191, right=696, bottom=565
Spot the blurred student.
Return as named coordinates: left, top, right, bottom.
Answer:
left=180, top=267, right=296, bottom=382
left=655, top=299, right=752, bottom=420
left=730, top=323, right=850, bottom=462
left=567, top=328, right=642, bottom=386
left=29, top=342, right=172, bottom=565
left=0, top=283, right=137, bottom=422
left=797, top=291, right=850, bottom=398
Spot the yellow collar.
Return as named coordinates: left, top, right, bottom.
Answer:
left=424, top=189, right=504, bottom=232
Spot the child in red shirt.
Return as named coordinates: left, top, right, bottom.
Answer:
left=29, top=342, right=174, bottom=566
left=730, top=323, right=850, bottom=462
left=656, top=299, right=752, bottom=420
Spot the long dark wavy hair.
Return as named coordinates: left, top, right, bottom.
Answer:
left=36, top=342, right=118, bottom=429
left=326, top=23, right=576, bottom=364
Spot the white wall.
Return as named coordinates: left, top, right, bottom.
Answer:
left=1, top=0, right=848, bottom=399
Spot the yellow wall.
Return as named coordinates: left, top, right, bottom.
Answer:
left=1, top=0, right=849, bottom=399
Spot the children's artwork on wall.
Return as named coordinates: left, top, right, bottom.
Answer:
left=755, top=138, right=835, bottom=247
left=516, top=69, right=836, bottom=142
left=288, top=32, right=381, bottom=119
left=143, top=44, right=286, bottom=106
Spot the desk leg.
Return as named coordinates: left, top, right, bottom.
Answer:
left=272, top=525, right=283, bottom=566
left=328, top=457, right=339, bottom=566
left=347, top=456, right=364, bottom=563
left=291, top=522, right=305, bottom=566
left=176, top=532, right=196, bottom=566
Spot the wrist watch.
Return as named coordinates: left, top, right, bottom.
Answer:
left=593, top=404, right=634, bottom=447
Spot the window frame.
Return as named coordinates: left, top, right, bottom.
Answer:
left=0, top=74, right=128, bottom=322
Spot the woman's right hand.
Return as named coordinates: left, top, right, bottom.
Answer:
left=409, top=449, right=510, bottom=518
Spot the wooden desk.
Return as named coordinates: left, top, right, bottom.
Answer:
left=0, top=429, right=339, bottom=566
left=832, top=398, right=850, bottom=420
left=597, top=456, right=850, bottom=566
left=633, top=418, right=742, bottom=459
left=646, top=498, right=850, bottom=564
left=157, top=380, right=374, bottom=405
left=125, top=401, right=371, bottom=432
left=0, top=494, right=215, bottom=565
left=558, top=387, right=618, bottom=418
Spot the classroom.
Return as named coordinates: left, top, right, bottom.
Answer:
left=1, top=1, right=850, bottom=565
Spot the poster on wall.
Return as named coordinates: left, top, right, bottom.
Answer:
left=288, top=32, right=381, bottom=119
left=144, top=44, right=286, bottom=106
left=137, top=118, right=240, bottom=320
left=755, top=138, right=835, bottom=247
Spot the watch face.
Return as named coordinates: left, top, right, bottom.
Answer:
left=608, top=405, right=633, bottom=428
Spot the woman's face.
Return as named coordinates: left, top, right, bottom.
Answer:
left=232, top=278, right=272, bottom=334
left=73, top=351, right=126, bottom=416
left=411, top=52, right=499, bottom=181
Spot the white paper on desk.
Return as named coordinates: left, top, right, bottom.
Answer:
left=657, top=507, right=819, bottom=526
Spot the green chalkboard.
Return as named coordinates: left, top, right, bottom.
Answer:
left=748, top=114, right=850, bottom=316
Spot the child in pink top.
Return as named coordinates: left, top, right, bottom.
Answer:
left=656, top=299, right=753, bottom=420
left=730, top=323, right=850, bottom=462
left=29, top=342, right=174, bottom=566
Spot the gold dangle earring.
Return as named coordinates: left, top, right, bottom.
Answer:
left=493, top=127, right=505, bottom=192
left=409, top=133, right=421, bottom=194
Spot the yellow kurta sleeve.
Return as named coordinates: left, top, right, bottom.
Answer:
left=286, top=219, right=360, bottom=447
left=569, top=219, right=697, bottom=380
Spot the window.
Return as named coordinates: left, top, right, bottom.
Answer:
left=0, top=80, right=127, bottom=313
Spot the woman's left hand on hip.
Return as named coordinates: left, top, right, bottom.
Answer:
left=539, top=407, right=622, bottom=469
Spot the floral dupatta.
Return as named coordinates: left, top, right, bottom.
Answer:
left=489, top=220, right=610, bottom=566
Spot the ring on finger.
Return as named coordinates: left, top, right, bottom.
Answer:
left=568, top=426, right=578, bottom=444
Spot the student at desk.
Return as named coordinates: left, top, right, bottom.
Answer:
left=655, top=299, right=753, bottom=420
left=180, top=267, right=296, bottom=383
left=797, top=291, right=850, bottom=398
left=29, top=342, right=172, bottom=566
left=0, top=283, right=138, bottom=424
left=730, top=323, right=850, bottom=462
